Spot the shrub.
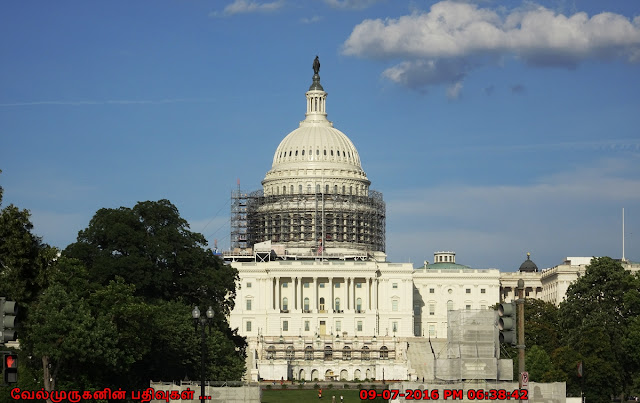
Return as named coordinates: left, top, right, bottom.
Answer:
left=343, top=384, right=350, bottom=389
left=314, top=383, right=320, bottom=389
left=282, top=384, right=287, bottom=390
left=266, top=384, right=272, bottom=390
left=327, top=384, right=334, bottom=389
left=298, top=384, right=304, bottom=389
left=357, top=384, right=363, bottom=390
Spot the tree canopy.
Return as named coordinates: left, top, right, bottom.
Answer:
left=0, top=196, right=245, bottom=398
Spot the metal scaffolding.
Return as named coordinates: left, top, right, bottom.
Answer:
left=230, top=187, right=385, bottom=255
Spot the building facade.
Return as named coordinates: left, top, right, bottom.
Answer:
left=225, top=59, right=640, bottom=382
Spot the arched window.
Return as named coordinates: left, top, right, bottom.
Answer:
left=295, top=150, right=298, bottom=156
left=342, top=346, right=351, bottom=360
left=305, top=346, right=313, bottom=360
left=324, top=345, right=333, bottom=360
left=316, top=184, right=320, bottom=193
left=282, top=297, right=288, bottom=311
left=380, top=346, right=388, bottom=359
left=362, top=345, right=370, bottom=360
left=334, top=185, right=338, bottom=194
left=334, top=298, right=340, bottom=312
left=356, top=298, right=362, bottom=312
left=447, top=300, right=454, bottom=311
left=302, top=149, right=305, bottom=155
left=267, top=346, right=276, bottom=360
left=283, top=186, right=286, bottom=194
left=286, top=346, right=294, bottom=360
left=299, top=184, right=303, bottom=194
left=319, top=297, right=325, bottom=311
left=304, top=297, right=310, bottom=311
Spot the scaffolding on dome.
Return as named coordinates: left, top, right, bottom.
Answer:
left=229, top=187, right=385, bottom=256
left=435, top=310, right=511, bottom=381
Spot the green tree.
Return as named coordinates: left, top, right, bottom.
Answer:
left=525, top=345, right=553, bottom=382
left=63, top=199, right=246, bottom=386
left=559, top=257, right=640, bottom=401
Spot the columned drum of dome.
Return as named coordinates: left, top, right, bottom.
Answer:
left=232, top=59, right=385, bottom=256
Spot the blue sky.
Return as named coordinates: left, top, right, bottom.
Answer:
left=1, top=0, right=639, bottom=271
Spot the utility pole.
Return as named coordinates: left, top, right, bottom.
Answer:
left=517, top=279, right=525, bottom=397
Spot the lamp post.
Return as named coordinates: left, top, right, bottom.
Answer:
left=192, top=306, right=214, bottom=403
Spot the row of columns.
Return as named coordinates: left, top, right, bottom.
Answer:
left=267, top=277, right=379, bottom=313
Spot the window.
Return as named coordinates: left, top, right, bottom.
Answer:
left=356, top=283, right=362, bottom=288
left=282, top=297, right=288, bottom=311
left=362, top=345, right=370, bottom=360
left=246, top=321, right=252, bottom=332
left=447, top=300, right=454, bottom=311
left=286, top=346, right=294, bottom=360
left=466, top=288, right=470, bottom=294
left=356, top=298, right=362, bottom=312
left=343, top=346, right=351, bottom=360
left=246, top=299, right=252, bottom=311
left=357, top=321, right=363, bottom=331
left=334, top=298, right=341, bottom=311
left=283, top=282, right=288, bottom=288
left=305, top=346, right=313, bottom=360
left=283, top=320, right=289, bottom=331
left=380, top=346, right=389, bottom=359
left=302, top=149, right=305, bottom=156
left=319, top=297, right=325, bottom=311
left=481, top=305, right=487, bottom=310
left=429, top=288, right=435, bottom=293
left=466, top=305, right=471, bottom=310
left=336, top=320, right=341, bottom=332
left=335, top=283, right=340, bottom=288
left=299, top=184, right=303, bottom=193
left=304, top=282, right=309, bottom=288
left=246, top=282, right=252, bottom=288
left=324, top=345, right=333, bottom=360
left=392, top=322, right=398, bottom=333
left=319, top=283, right=325, bottom=288
left=304, top=297, right=310, bottom=311
left=429, top=325, right=435, bottom=337
left=325, top=184, right=329, bottom=193
left=429, top=303, right=435, bottom=316
left=305, top=320, right=310, bottom=331
left=392, top=299, right=398, bottom=311
left=481, top=288, right=486, bottom=294
left=267, top=346, right=275, bottom=359
left=392, top=283, right=398, bottom=289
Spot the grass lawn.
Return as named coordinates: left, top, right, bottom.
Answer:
left=261, top=388, right=387, bottom=403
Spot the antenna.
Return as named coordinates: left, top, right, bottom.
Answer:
left=622, top=208, right=626, bottom=262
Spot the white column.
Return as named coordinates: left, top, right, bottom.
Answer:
left=277, top=277, right=281, bottom=311
left=347, top=277, right=351, bottom=310
left=269, top=277, right=274, bottom=310
left=352, top=277, right=357, bottom=311
left=368, top=278, right=372, bottom=310
left=313, top=277, right=318, bottom=312
left=331, top=277, right=334, bottom=311
left=294, top=277, right=298, bottom=310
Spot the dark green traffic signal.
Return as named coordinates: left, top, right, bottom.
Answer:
left=498, top=301, right=516, bottom=345
left=1, top=298, right=18, bottom=344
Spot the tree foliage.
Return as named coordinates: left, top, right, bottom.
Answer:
left=558, top=257, right=640, bottom=401
left=0, top=195, right=245, bottom=395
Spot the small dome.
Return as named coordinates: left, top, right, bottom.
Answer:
left=519, top=253, right=538, bottom=272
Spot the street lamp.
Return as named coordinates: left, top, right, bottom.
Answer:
left=192, top=306, right=214, bottom=403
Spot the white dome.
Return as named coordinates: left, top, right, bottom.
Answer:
left=262, top=76, right=370, bottom=195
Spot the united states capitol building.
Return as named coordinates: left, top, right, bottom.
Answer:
left=224, top=59, right=639, bottom=383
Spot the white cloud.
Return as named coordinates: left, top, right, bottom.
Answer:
left=300, top=15, right=323, bottom=24
left=446, top=81, right=464, bottom=99
left=342, top=1, right=640, bottom=92
left=213, top=0, right=285, bottom=17
left=325, top=0, right=382, bottom=10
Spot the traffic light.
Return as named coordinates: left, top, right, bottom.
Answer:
left=1, top=297, right=18, bottom=344
left=498, top=301, right=516, bottom=345
left=3, top=353, right=18, bottom=384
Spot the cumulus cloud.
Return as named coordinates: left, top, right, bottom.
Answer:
left=325, top=0, right=382, bottom=10
left=212, top=0, right=284, bottom=17
left=342, top=1, right=640, bottom=93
